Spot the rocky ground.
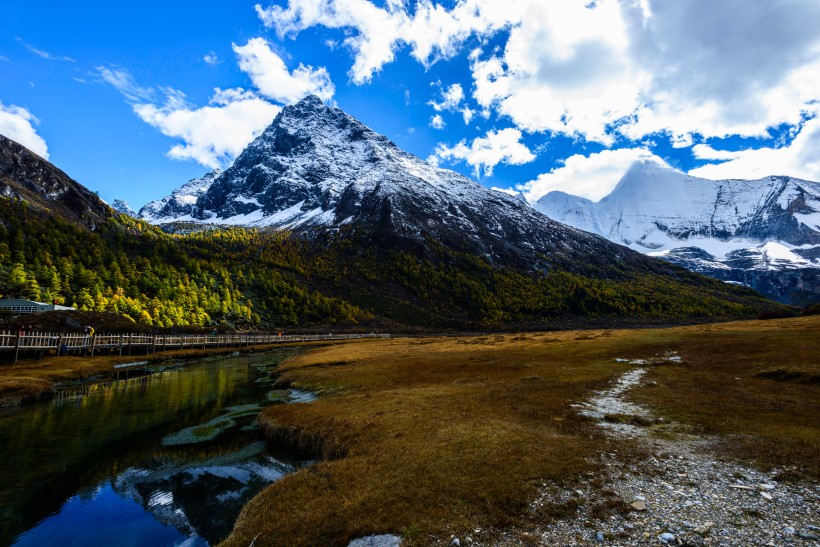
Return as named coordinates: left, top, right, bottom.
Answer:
left=442, top=355, right=820, bottom=547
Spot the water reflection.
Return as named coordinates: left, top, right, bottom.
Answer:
left=0, top=350, right=309, bottom=546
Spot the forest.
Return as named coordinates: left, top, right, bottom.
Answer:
left=0, top=197, right=777, bottom=330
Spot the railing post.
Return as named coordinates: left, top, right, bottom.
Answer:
left=152, top=335, right=157, bottom=354
left=90, top=334, right=97, bottom=356
left=57, top=334, right=63, bottom=357
left=14, top=332, right=21, bottom=363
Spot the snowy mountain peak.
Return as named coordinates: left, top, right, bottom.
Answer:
left=160, top=93, right=509, bottom=230
left=112, top=199, right=137, bottom=217
left=623, top=157, right=679, bottom=177
left=605, top=160, right=699, bottom=206
left=139, top=169, right=221, bottom=222
left=137, top=95, right=646, bottom=270
left=535, top=161, right=820, bottom=304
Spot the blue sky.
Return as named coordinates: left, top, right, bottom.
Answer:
left=2, top=0, right=820, bottom=210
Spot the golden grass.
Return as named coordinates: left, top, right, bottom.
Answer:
left=626, top=316, right=820, bottom=480
left=223, top=317, right=820, bottom=546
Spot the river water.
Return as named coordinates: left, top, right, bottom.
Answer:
left=0, top=349, right=312, bottom=547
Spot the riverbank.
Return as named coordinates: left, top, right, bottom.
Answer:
left=0, top=338, right=381, bottom=407
left=223, top=316, right=820, bottom=546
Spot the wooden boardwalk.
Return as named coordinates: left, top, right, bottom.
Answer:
left=0, top=331, right=389, bottom=363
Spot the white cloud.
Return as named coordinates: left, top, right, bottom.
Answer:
left=134, top=90, right=281, bottom=169
left=618, top=0, right=820, bottom=141
left=429, top=83, right=464, bottom=111
left=256, top=0, right=513, bottom=83
left=97, top=66, right=156, bottom=103
left=203, top=52, right=219, bottom=65
left=258, top=0, right=820, bottom=149
left=471, top=0, right=642, bottom=145
left=97, top=39, right=334, bottom=169
left=434, top=127, right=535, bottom=176
left=688, top=115, right=820, bottom=182
left=16, top=38, right=75, bottom=62
left=461, top=106, right=474, bottom=125
left=233, top=38, right=335, bottom=104
left=691, top=144, right=744, bottom=162
left=521, top=148, right=662, bottom=202
left=98, top=65, right=281, bottom=169
left=474, top=0, right=820, bottom=144
left=0, top=103, right=49, bottom=159
left=429, top=114, right=445, bottom=130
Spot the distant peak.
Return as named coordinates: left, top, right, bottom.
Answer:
left=624, top=157, right=677, bottom=176
left=287, top=95, right=329, bottom=113
left=297, top=94, right=324, bottom=106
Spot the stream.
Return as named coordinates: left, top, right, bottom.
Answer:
left=0, top=349, right=313, bottom=547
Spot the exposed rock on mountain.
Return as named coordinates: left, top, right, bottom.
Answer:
left=141, top=96, right=662, bottom=273
left=0, top=134, right=112, bottom=227
left=139, top=169, right=220, bottom=222
left=111, top=199, right=137, bottom=217
left=535, top=159, right=820, bottom=304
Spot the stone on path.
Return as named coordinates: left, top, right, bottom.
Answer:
left=694, top=522, right=714, bottom=534
left=348, top=535, right=403, bottom=547
left=659, top=532, right=676, bottom=543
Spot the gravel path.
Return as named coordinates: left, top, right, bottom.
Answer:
left=491, top=358, right=820, bottom=546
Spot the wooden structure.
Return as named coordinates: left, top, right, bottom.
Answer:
left=0, top=331, right=389, bottom=363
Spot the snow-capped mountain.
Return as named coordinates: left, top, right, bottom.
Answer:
left=111, top=199, right=137, bottom=217
left=141, top=95, right=652, bottom=271
left=535, top=159, right=820, bottom=304
left=139, top=169, right=221, bottom=222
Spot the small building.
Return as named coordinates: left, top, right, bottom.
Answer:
left=0, top=298, right=76, bottom=315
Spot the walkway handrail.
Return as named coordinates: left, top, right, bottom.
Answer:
left=0, top=331, right=390, bottom=363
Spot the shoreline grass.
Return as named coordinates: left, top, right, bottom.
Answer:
left=223, top=316, right=820, bottom=546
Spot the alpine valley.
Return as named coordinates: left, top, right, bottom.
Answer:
left=535, top=159, right=820, bottom=305
left=0, top=97, right=785, bottom=330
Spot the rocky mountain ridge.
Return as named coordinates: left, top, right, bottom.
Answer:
left=0, top=134, right=112, bottom=227
left=534, top=159, right=820, bottom=304
left=140, top=95, right=642, bottom=271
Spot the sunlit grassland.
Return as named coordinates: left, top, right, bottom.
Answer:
left=225, top=316, right=820, bottom=546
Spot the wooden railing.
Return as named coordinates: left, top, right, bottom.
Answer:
left=0, top=331, right=390, bottom=363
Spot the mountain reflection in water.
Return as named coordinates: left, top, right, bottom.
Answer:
left=0, top=350, right=311, bottom=547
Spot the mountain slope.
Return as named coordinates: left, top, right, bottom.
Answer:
left=535, top=159, right=820, bottom=304
left=141, top=96, right=666, bottom=273
left=137, top=96, right=780, bottom=325
left=145, top=96, right=605, bottom=268
left=0, top=134, right=112, bottom=227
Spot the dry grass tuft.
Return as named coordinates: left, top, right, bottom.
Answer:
left=0, top=376, right=54, bottom=406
